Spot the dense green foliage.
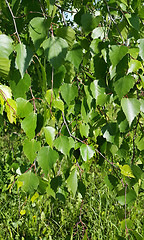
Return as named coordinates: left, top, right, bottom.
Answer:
left=0, top=0, right=144, bottom=239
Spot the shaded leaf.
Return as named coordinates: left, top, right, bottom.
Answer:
left=109, top=45, right=128, bottom=67
left=56, top=26, right=76, bottom=48
left=42, top=37, right=68, bottom=68
left=114, top=75, right=135, bottom=99
left=66, top=43, right=83, bottom=69
left=29, top=17, right=51, bottom=51
left=81, top=13, right=102, bottom=35
left=0, top=58, right=11, bottom=78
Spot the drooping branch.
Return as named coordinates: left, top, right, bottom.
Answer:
left=5, top=0, right=21, bottom=43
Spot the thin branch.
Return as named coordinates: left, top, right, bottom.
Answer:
left=55, top=3, right=76, bottom=14
left=103, top=0, right=125, bottom=44
left=62, top=111, right=118, bottom=168
left=62, top=10, right=67, bottom=26
left=29, top=87, right=37, bottom=113
left=5, top=0, right=21, bottom=43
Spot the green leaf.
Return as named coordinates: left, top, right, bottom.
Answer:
left=66, top=43, right=83, bottom=69
left=137, top=39, right=144, bottom=61
left=0, top=34, right=13, bottom=58
left=11, top=73, right=31, bottom=99
left=81, top=13, right=102, bottom=35
left=16, top=98, right=33, bottom=118
left=140, top=99, right=144, bottom=113
left=90, top=80, right=105, bottom=100
left=104, top=175, right=118, bottom=190
left=90, top=39, right=101, bottom=55
left=117, top=110, right=129, bottom=133
left=21, top=112, right=37, bottom=139
left=29, top=17, right=51, bottom=51
left=91, top=27, right=105, bottom=40
left=23, top=139, right=41, bottom=163
left=54, top=135, right=75, bottom=156
left=18, top=171, right=39, bottom=194
left=53, top=65, right=66, bottom=89
left=80, top=144, right=95, bottom=162
left=102, top=123, right=118, bottom=144
left=135, top=137, right=144, bottom=151
left=119, top=164, right=135, bottom=178
left=114, top=75, right=135, bottom=99
left=44, top=126, right=55, bottom=148
left=80, top=122, right=90, bottom=138
left=15, top=43, right=33, bottom=78
left=109, top=45, right=128, bottom=67
left=60, top=83, right=78, bottom=105
left=0, top=58, right=11, bottom=78
left=37, top=146, right=59, bottom=175
left=42, top=37, right=68, bottom=68
left=5, top=99, right=17, bottom=124
left=56, top=26, right=76, bottom=48
left=53, top=99, right=64, bottom=112
left=117, top=189, right=137, bottom=205
left=67, top=168, right=78, bottom=197
left=128, top=59, right=142, bottom=73
left=121, top=219, right=133, bottom=230
left=0, top=85, right=12, bottom=99
left=121, top=98, right=140, bottom=126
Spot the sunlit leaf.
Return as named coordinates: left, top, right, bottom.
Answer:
left=67, top=168, right=78, bottom=197
left=121, top=98, right=140, bottom=126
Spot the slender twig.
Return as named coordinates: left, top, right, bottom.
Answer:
left=103, top=0, right=125, bottom=44
left=29, top=87, right=37, bottom=113
left=5, top=0, right=21, bottom=43
left=73, top=200, right=89, bottom=239
left=38, top=0, right=47, bottom=18
left=55, top=3, right=76, bottom=14
left=62, top=10, right=67, bottom=26
left=0, top=89, right=16, bottom=114
left=62, top=111, right=118, bottom=168
left=131, top=113, right=140, bottom=164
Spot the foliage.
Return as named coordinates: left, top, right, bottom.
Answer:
left=0, top=0, right=144, bottom=239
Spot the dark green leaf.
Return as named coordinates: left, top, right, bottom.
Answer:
left=42, top=37, right=68, bottom=68
left=66, top=43, right=82, bottom=69
left=29, top=17, right=51, bottom=51
left=114, top=75, right=135, bottom=99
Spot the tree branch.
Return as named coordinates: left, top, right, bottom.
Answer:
left=5, top=0, right=21, bottom=43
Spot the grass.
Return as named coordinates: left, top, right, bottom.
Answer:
left=0, top=129, right=144, bottom=240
